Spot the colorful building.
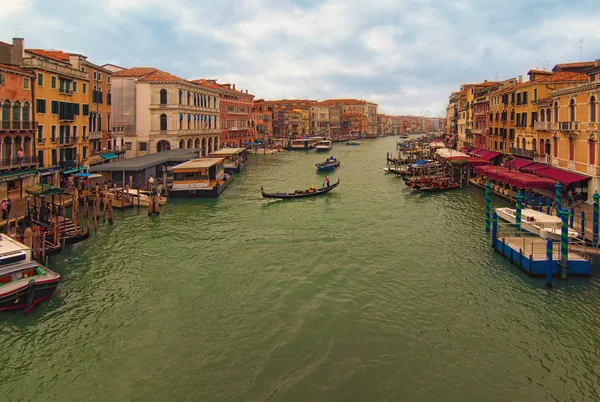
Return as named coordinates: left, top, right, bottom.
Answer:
left=0, top=62, right=38, bottom=198
left=111, top=68, right=221, bottom=158
left=193, top=80, right=254, bottom=148
left=310, top=104, right=329, bottom=136
left=252, top=99, right=273, bottom=143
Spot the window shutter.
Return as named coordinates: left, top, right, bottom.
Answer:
left=51, top=100, right=59, bottom=114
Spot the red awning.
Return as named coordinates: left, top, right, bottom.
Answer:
left=470, top=148, right=484, bottom=156
left=475, top=166, right=557, bottom=189
left=534, top=166, right=590, bottom=185
left=460, top=146, right=473, bottom=152
left=478, top=150, right=502, bottom=161
left=504, top=158, right=533, bottom=170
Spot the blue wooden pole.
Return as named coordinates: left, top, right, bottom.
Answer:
left=555, top=181, right=563, bottom=216
left=594, top=191, right=599, bottom=247
left=569, top=206, right=575, bottom=229
left=545, top=239, right=553, bottom=288
left=560, top=208, right=569, bottom=280
left=492, top=211, right=498, bottom=249
left=516, top=191, right=523, bottom=232
left=485, top=181, right=491, bottom=233
left=546, top=198, right=552, bottom=215
left=539, top=196, right=543, bottom=212
left=581, top=211, right=585, bottom=237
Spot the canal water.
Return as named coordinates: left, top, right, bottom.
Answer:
left=2, top=136, right=600, bottom=401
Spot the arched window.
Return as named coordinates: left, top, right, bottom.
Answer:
left=589, top=138, right=596, bottom=165
left=495, top=112, right=499, bottom=122
left=489, top=112, right=493, bottom=122
left=540, top=110, right=545, bottom=122
left=160, top=89, right=168, bottom=105
left=546, top=108, right=551, bottom=123
left=179, top=90, right=183, bottom=105
left=187, top=139, right=192, bottom=148
left=187, top=114, right=191, bottom=130
left=521, top=137, right=526, bottom=150
left=22, top=102, right=30, bottom=122
left=12, top=101, right=21, bottom=122
left=540, top=139, right=545, bottom=154
left=569, top=99, right=576, bottom=122
left=1, top=100, right=10, bottom=125
left=160, top=113, right=167, bottom=131
left=179, top=113, right=183, bottom=130
left=532, top=138, right=537, bottom=154
left=590, top=96, right=597, bottom=123
left=510, top=109, right=515, bottom=121
left=187, top=92, right=191, bottom=105
left=554, top=102, right=559, bottom=123
left=179, top=139, right=185, bottom=149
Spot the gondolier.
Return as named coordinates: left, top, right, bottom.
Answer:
left=323, top=175, right=330, bottom=188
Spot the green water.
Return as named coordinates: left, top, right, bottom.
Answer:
left=2, top=136, right=600, bottom=401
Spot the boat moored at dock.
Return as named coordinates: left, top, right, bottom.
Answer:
left=290, top=139, right=316, bottom=150
left=209, top=147, right=249, bottom=173
left=0, top=234, right=60, bottom=312
left=315, top=140, right=333, bottom=151
left=170, top=158, right=233, bottom=198
left=495, top=207, right=579, bottom=240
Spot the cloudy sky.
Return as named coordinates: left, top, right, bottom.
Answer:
left=1, top=0, right=599, bottom=117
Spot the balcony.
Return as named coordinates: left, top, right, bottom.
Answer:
left=0, top=121, right=38, bottom=131
left=558, top=121, right=579, bottom=131
left=510, top=147, right=535, bottom=158
left=533, top=154, right=551, bottom=165
left=534, top=122, right=552, bottom=131
left=59, top=88, right=73, bottom=96
left=59, top=136, right=78, bottom=146
left=150, top=128, right=221, bottom=136
left=0, top=156, right=39, bottom=168
left=89, top=131, right=103, bottom=140
left=59, top=114, right=75, bottom=122
left=22, top=57, right=89, bottom=80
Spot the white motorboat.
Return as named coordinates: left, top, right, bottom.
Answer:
left=315, top=140, right=333, bottom=151
left=108, top=188, right=167, bottom=206
left=495, top=207, right=578, bottom=240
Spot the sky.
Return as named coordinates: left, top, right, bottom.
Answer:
left=1, top=0, right=599, bottom=117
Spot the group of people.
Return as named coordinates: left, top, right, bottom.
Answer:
left=566, top=189, right=585, bottom=207
left=292, top=176, right=332, bottom=195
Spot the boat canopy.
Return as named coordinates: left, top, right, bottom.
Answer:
left=25, top=184, right=67, bottom=196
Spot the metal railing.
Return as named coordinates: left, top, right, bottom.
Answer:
left=510, top=147, right=535, bottom=158
left=0, top=121, right=38, bottom=130
left=59, top=136, right=78, bottom=145
left=0, top=156, right=38, bottom=167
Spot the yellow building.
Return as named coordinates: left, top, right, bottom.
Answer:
left=549, top=61, right=600, bottom=196
left=294, top=108, right=310, bottom=137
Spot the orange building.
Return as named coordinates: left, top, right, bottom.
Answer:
left=252, top=99, right=273, bottom=143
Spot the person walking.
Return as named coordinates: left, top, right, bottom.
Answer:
left=0, top=199, right=6, bottom=220
left=6, top=198, right=12, bottom=218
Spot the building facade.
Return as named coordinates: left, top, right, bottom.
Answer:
left=111, top=68, right=221, bottom=158
left=0, top=62, right=38, bottom=198
left=252, top=99, right=273, bottom=143
left=310, top=104, right=329, bottom=136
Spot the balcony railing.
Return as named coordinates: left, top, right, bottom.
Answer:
left=59, top=88, right=72, bottom=95
left=59, top=114, right=75, bottom=122
left=558, top=121, right=579, bottom=131
left=0, top=121, right=38, bottom=131
left=89, top=131, right=103, bottom=140
left=510, top=147, right=535, bottom=158
left=22, top=57, right=89, bottom=80
left=59, top=136, right=78, bottom=145
left=0, top=156, right=39, bottom=168
left=150, top=128, right=221, bottom=136
left=534, top=122, right=552, bottom=131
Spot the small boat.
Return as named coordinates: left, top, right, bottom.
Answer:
left=315, top=140, right=333, bottom=151
left=346, top=141, right=360, bottom=146
left=316, top=157, right=340, bottom=171
left=107, top=188, right=167, bottom=207
left=495, top=207, right=579, bottom=240
left=0, top=234, right=60, bottom=313
left=261, top=179, right=340, bottom=199
left=418, top=182, right=461, bottom=191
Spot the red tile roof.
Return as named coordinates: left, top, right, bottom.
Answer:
left=320, top=98, right=366, bottom=105
left=26, top=49, right=71, bottom=62
left=535, top=71, right=588, bottom=83
left=552, top=61, right=596, bottom=71
left=528, top=69, right=552, bottom=75
left=112, top=67, right=158, bottom=78
left=138, top=70, right=187, bottom=83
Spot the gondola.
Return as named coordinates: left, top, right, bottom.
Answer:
left=261, top=179, right=340, bottom=199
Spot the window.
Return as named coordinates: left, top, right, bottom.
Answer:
left=125, top=142, right=132, bottom=151
left=37, top=150, right=44, bottom=167
left=51, top=101, right=59, bottom=114
left=533, top=89, right=537, bottom=102
left=160, top=114, right=167, bottom=130
left=52, top=149, right=57, bottom=166
left=23, top=77, right=30, bottom=89
left=523, top=91, right=528, bottom=104
left=73, top=126, right=77, bottom=139
left=83, top=147, right=87, bottom=160
left=83, top=126, right=87, bottom=139
left=72, top=81, right=77, bottom=92
left=93, top=71, right=97, bottom=80
left=82, top=104, right=89, bottom=116
left=50, top=76, right=56, bottom=89
left=98, top=72, right=102, bottom=82
left=37, top=73, right=43, bottom=86
left=554, top=102, right=559, bottom=123
left=51, top=125, right=56, bottom=141
left=107, top=90, right=111, bottom=105
left=569, top=99, right=576, bottom=121
left=83, top=83, right=87, bottom=94
left=590, top=96, right=597, bottom=123
left=590, top=139, right=596, bottom=165
left=0, top=72, right=4, bottom=85
left=160, top=89, right=167, bottom=104
left=139, top=142, right=147, bottom=151
left=108, top=76, right=111, bottom=84
left=37, top=125, right=43, bottom=142
left=36, top=99, right=46, bottom=114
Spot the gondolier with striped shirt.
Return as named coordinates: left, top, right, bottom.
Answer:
left=323, top=175, right=330, bottom=188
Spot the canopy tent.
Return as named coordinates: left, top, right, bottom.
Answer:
left=100, top=152, right=119, bottom=161
left=476, top=150, right=502, bottom=161
left=25, top=184, right=67, bottom=196
left=534, top=166, right=589, bottom=185
left=460, top=146, right=473, bottom=152
left=504, top=158, right=533, bottom=170
left=444, top=156, right=490, bottom=166
left=475, top=166, right=557, bottom=189
left=74, top=173, right=102, bottom=179
left=435, top=148, right=468, bottom=158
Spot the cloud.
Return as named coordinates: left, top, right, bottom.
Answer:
left=0, top=0, right=599, bottom=117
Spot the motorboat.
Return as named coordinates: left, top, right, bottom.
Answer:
left=108, top=188, right=167, bottom=206
left=495, top=207, right=579, bottom=240
left=316, top=157, right=340, bottom=171
left=315, top=140, right=333, bottom=151
left=0, top=234, right=60, bottom=312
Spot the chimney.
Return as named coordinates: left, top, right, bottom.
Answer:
left=11, top=37, right=24, bottom=66
left=518, top=75, right=523, bottom=83
left=484, top=80, right=488, bottom=83
left=233, top=84, right=235, bottom=90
